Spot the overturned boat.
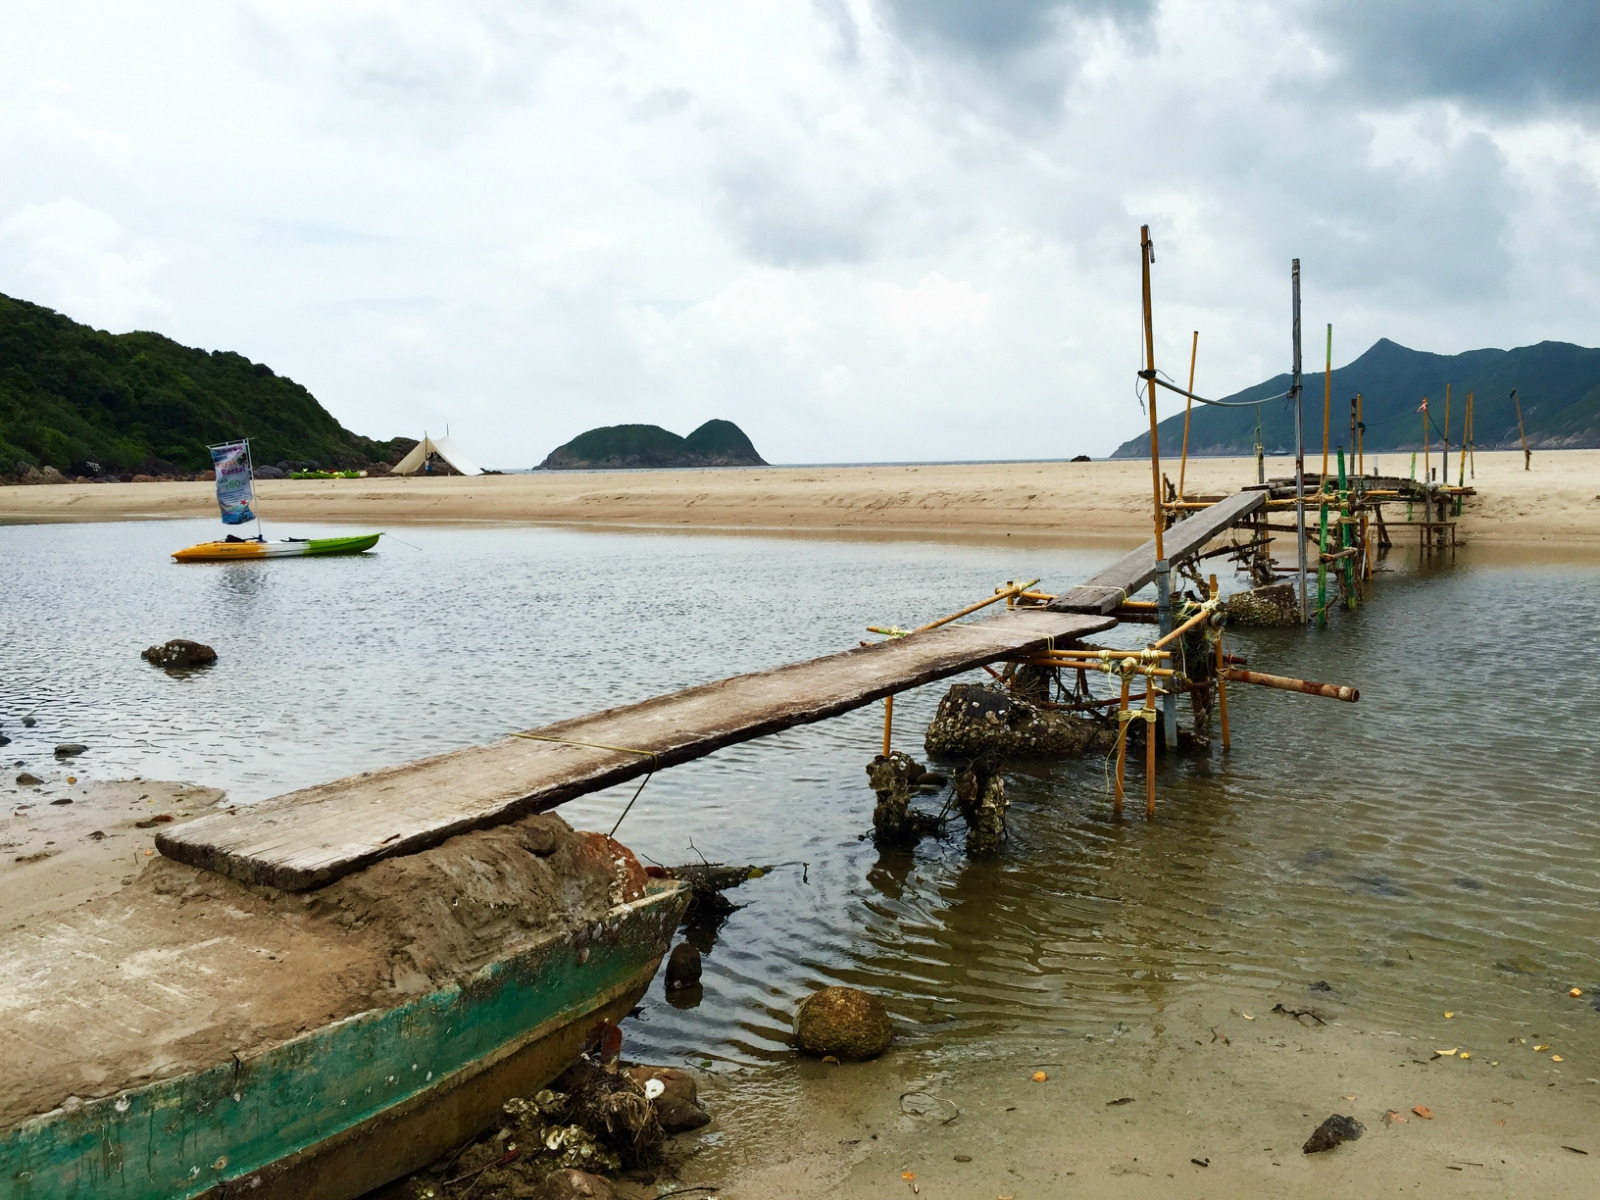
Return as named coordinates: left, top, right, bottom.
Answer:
left=0, top=812, right=687, bottom=1199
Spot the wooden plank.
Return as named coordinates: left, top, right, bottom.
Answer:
left=159, top=608, right=1115, bottom=890
left=1049, top=489, right=1266, bottom=612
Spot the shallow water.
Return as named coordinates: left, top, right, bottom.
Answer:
left=3, top=520, right=1597, bottom=1075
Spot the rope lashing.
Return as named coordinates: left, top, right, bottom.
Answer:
left=510, top=733, right=660, bottom=838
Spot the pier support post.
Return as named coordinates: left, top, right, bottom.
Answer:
left=1155, top=559, right=1177, bottom=750
left=1291, top=260, right=1308, bottom=624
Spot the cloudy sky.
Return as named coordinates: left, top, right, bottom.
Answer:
left=3, top=1, right=1597, bottom=464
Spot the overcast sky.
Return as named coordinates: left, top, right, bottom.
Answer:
left=3, top=1, right=1597, bottom=464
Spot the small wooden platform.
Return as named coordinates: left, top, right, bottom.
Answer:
left=161, top=608, right=1115, bottom=890
left=1048, top=488, right=1266, bottom=613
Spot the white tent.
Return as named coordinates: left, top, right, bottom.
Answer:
left=390, top=434, right=483, bottom=477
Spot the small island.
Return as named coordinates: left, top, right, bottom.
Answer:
left=539, top=419, right=767, bottom=469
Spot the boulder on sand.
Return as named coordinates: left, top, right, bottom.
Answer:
left=794, top=985, right=893, bottom=1060
left=54, top=744, right=87, bottom=757
left=141, top=639, right=218, bottom=670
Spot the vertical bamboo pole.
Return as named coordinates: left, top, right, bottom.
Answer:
left=1211, top=574, right=1230, bottom=752
left=1421, top=397, right=1430, bottom=484
left=1178, top=330, right=1198, bottom=501
left=1141, top=226, right=1164, bottom=561
left=882, top=694, right=893, bottom=758
left=1459, top=393, right=1470, bottom=486
left=1407, top=451, right=1416, bottom=521
left=1114, top=673, right=1130, bottom=815
left=1356, top=392, right=1365, bottom=476
left=1443, top=384, right=1451, bottom=490
left=1513, top=389, right=1529, bottom=470
left=1338, top=446, right=1355, bottom=606
left=1144, top=676, right=1157, bottom=820
left=1292, top=260, right=1307, bottom=623
left=1321, top=323, right=1332, bottom=487
left=1468, top=391, right=1476, bottom=479
left=1467, top=391, right=1476, bottom=479
left=1316, top=492, right=1329, bottom=627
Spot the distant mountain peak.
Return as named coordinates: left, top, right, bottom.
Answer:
left=1112, top=337, right=1600, bottom=458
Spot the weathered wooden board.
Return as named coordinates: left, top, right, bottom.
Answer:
left=1048, top=489, right=1267, bottom=613
left=160, top=608, right=1115, bottom=890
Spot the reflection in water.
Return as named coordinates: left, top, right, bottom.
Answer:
left=3, top=519, right=1598, bottom=1072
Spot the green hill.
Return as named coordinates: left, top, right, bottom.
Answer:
left=0, top=292, right=392, bottom=478
left=540, top=420, right=767, bottom=469
left=1111, top=338, right=1600, bottom=459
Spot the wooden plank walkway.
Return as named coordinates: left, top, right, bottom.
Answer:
left=160, top=607, right=1115, bottom=890
left=1048, top=488, right=1267, bottom=613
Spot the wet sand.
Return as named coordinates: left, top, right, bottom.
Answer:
left=680, top=994, right=1600, bottom=1199
left=3, top=450, right=1598, bottom=549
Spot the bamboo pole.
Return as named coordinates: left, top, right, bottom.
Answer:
left=1292, top=261, right=1307, bottom=622
left=1149, top=602, right=1218, bottom=650
left=1356, top=392, right=1364, bottom=476
left=1141, top=226, right=1164, bottom=561
left=1421, top=397, right=1429, bottom=484
left=1222, top=667, right=1359, bottom=702
left=1512, top=389, right=1529, bottom=470
left=1178, top=330, right=1198, bottom=502
left=1114, top=673, right=1130, bottom=815
left=1458, top=393, right=1471, bottom=487
left=868, top=578, right=1039, bottom=638
left=1144, top=679, right=1157, bottom=819
left=1443, top=383, right=1451, bottom=488
left=1321, top=323, right=1331, bottom=484
left=1316, top=490, right=1328, bottom=627
left=882, top=694, right=893, bottom=757
left=1211, top=574, right=1230, bottom=752
left=1468, top=390, right=1475, bottom=479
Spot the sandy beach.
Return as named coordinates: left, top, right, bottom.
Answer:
left=3, top=450, right=1597, bottom=550
left=680, top=992, right=1600, bottom=1200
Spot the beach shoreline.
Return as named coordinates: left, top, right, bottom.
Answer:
left=3, top=450, right=1598, bottom=552
left=683, top=988, right=1600, bottom=1200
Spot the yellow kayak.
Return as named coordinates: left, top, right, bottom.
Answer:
left=172, top=533, right=381, bottom=562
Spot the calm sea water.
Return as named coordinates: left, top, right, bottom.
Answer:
left=3, top=520, right=1597, bottom=1072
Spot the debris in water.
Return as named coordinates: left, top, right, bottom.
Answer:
left=1411, top=1106, right=1433, bottom=1119
left=1031, top=1071, right=1047, bottom=1083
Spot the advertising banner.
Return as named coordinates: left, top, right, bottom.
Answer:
left=209, top=441, right=257, bottom=525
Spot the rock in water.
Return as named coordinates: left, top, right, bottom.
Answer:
left=924, top=683, right=1113, bottom=758
left=795, top=986, right=893, bottom=1060
left=665, top=942, right=702, bottom=991
left=1302, top=1113, right=1365, bottom=1153
left=141, top=639, right=218, bottom=670
left=1225, top=583, right=1302, bottom=627
left=530, top=1169, right=618, bottom=1200
left=16, top=773, right=42, bottom=786
left=626, top=1065, right=711, bottom=1132
left=54, top=743, right=87, bottom=757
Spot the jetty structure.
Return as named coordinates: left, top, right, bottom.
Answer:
left=5, top=226, right=1478, bottom=1200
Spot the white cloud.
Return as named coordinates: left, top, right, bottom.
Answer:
left=0, top=0, right=1596, bottom=463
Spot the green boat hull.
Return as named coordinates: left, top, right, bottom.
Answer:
left=1, top=881, right=688, bottom=1200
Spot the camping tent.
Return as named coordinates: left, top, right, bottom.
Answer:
left=390, top=435, right=483, bottom=477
